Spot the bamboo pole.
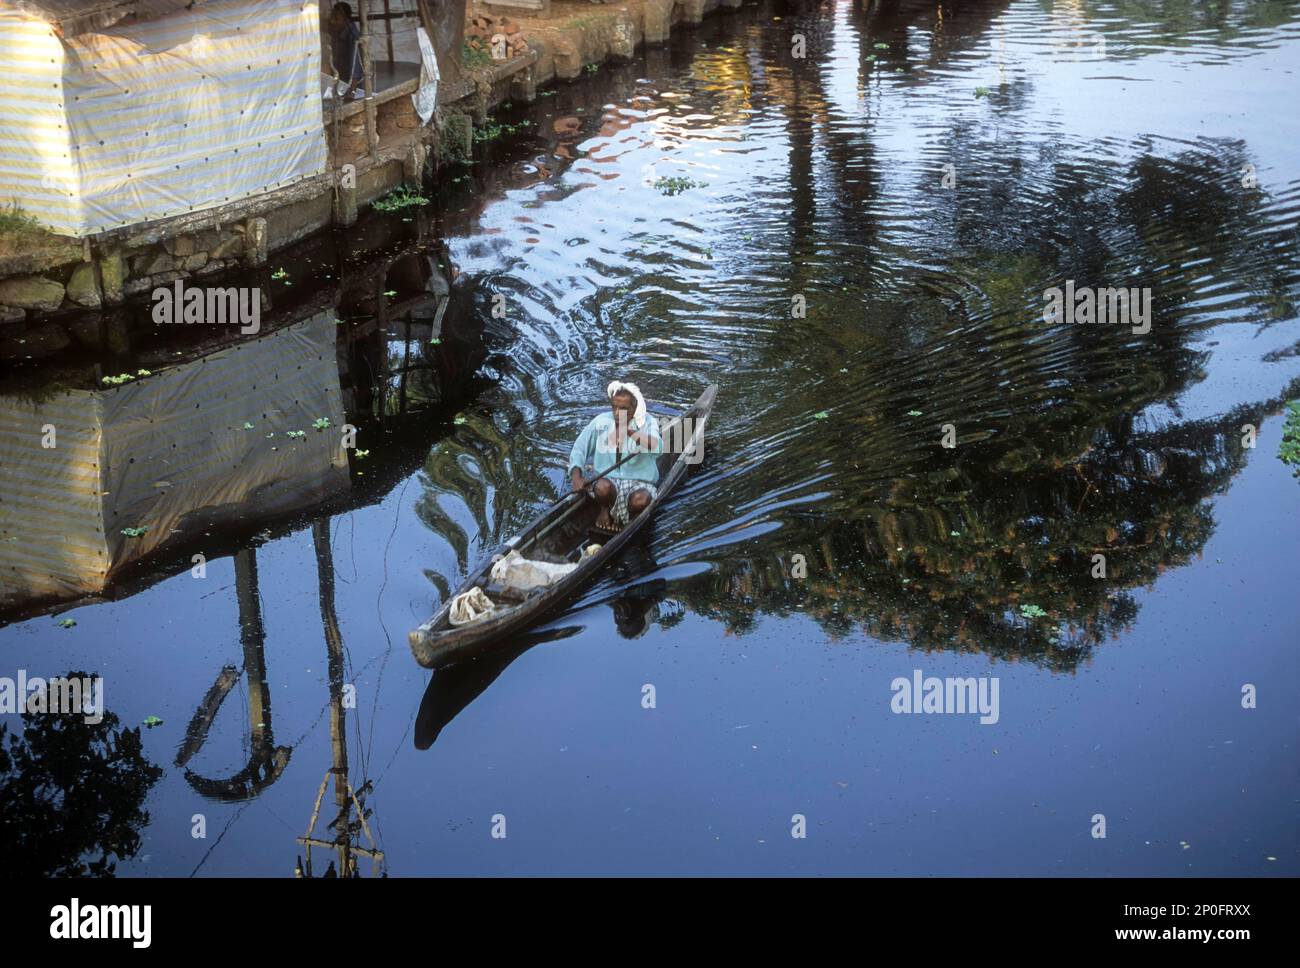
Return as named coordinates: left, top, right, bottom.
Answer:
left=383, top=0, right=394, bottom=62
left=358, top=2, right=379, bottom=157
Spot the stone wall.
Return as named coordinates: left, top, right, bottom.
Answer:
left=0, top=222, right=263, bottom=325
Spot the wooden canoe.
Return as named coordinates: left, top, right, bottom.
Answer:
left=408, top=384, right=717, bottom=669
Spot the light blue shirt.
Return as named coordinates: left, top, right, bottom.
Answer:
left=568, top=412, right=663, bottom=484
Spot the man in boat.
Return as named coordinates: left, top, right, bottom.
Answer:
left=569, top=382, right=663, bottom=530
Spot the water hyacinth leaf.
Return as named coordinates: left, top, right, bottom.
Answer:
left=654, top=176, right=705, bottom=196
left=1278, top=400, right=1300, bottom=476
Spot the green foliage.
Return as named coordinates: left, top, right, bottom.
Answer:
left=473, top=119, right=529, bottom=143
left=120, top=527, right=147, bottom=538
left=373, top=186, right=430, bottom=213
left=653, top=176, right=705, bottom=196
left=1279, top=400, right=1300, bottom=476
left=0, top=200, right=45, bottom=238
left=462, top=42, right=493, bottom=69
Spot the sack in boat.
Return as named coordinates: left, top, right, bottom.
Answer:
left=448, top=587, right=497, bottom=626
left=489, top=549, right=578, bottom=595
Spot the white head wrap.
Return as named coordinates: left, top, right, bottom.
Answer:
left=607, top=381, right=647, bottom=430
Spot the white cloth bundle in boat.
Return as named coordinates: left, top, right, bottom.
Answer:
left=489, top=549, right=579, bottom=594
left=448, top=587, right=497, bottom=627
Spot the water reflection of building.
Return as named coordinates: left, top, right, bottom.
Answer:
left=0, top=215, right=479, bottom=624
left=0, top=311, right=350, bottom=614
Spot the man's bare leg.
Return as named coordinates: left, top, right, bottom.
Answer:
left=627, top=488, right=653, bottom=521
left=592, top=478, right=616, bottom=529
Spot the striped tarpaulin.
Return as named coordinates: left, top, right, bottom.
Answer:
left=0, top=0, right=328, bottom=237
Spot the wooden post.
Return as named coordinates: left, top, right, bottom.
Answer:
left=358, top=2, right=379, bottom=157
left=382, top=0, right=394, bottom=62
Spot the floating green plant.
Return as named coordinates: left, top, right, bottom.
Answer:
left=454, top=416, right=468, bottom=425
left=813, top=411, right=829, bottom=420
left=271, top=267, right=287, bottom=280
left=1018, top=603, right=1048, bottom=619
left=243, top=422, right=255, bottom=430
left=56, top=618, right=76, bottom=629
left=312, top=417, right=331, bottom=431
left=653, top=176, right=705, bottom=196
left=286, top=430, right=306, bottom=439
left=1278, top=400, right=1300, bottom=476
left=473, top=119, right=530, bottom=143
left=143, top=716, right=163, bottom=728
left=373, top=185, right=431, bottom=212
left=102, top=373, right=136, bottom=386
left=355, top=449, right=370, bottom=458
left=121, top=526, right=148, bottom=537
left=975, top=86, right=990, bottom=98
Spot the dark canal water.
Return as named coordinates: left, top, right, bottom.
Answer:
left=3, top=0, right=1298, bottom=876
